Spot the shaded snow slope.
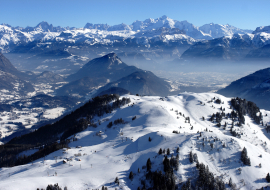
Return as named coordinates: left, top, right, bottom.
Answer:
left=0, top=93, right=270, bottom=190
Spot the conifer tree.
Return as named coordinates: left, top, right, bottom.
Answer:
left=147, top=158, right=151, bottom=171
left=266, top=173, right=270, bottom=182
left=167, top=148, right=170, bottom=155
left=241, top=147, right=251, bottom=166
left=115, top=177, right=119, bottom=185
left=189, top=151, right=194, bottom=163
left=129, top=171, right=134, bottom=180
left=158, top=148, right=163, bottom=155
left=229, top=178, right=233, bottom=187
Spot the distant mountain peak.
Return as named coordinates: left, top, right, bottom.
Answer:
left=35, top=21, right=54, bottom=31
left=36, top=21, right=50, bottom=27
left=160, top=15, right=169, bottom=19
left=104, top=52, right=117, bottom=58
left=102, top=53, right=123, bottom=65
left=253, top=25, right=270, bottom=34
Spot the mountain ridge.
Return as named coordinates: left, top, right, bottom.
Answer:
left=0, top=16, right=256, bottom=53
left=217, top=67, right=270, bottom=110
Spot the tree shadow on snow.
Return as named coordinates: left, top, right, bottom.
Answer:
left=51, top=162, right=63, bottom=168
left=123, top=132, right=163, bottom=155
left=218, top=152, right=243, bottom=170
left=254, top=178, right=267, bottom=183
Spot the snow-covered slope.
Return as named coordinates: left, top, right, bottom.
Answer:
left=199, top=23, right=253, bottom=39
left=0, top=93, right=270, bottom=190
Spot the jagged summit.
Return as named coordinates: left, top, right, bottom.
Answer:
left=35, top=21, right=54, bottom=31
left=103, top=52, right=121, bottom=61
left=86, top=53, right=123, bottom=67
left=161, top=15, right=168, bottom=19
left=36, top=21, right=50, bottom=27
left=84, top=23, right=110, bottom=30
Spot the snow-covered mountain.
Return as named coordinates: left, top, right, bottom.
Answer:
left=180, top=32, right=270, bottom=61
left=253, top=25, right=270, bottom=34
left=199, top=23, right=253, bottom=39
left=0, top=16, right=253, bottom=53
left=0, top=93, right=270, bottom=189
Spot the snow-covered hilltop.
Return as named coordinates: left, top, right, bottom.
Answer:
left=0, top=15, right=255, bottom=53
left=0, top=93, right=270, bottom=189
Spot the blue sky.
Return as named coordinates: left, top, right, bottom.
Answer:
left=0, top=0, right=269, bottom=30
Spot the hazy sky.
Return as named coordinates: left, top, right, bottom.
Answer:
left=1, top=0, right=269, bottom=30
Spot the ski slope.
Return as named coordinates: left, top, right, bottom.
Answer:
left=0, top=93, right=270, bottom=190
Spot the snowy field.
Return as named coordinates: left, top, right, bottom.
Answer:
left=0, top=83, right=70, bottom=142
left=0, top=93, right=270, bottom=189
left=0, top=107, right=66, bottom=141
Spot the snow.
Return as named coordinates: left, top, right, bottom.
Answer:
left=42, top=107, right=66, bottom=119
left=0, top=93, right=270, bottom=189
left=253, top=25, right=270, bottom=34
left=199, top=23, right=252, bottom=39
left=0, top=16, right=257, bottom=52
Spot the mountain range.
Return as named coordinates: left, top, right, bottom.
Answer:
left=180, top=32, right=270, bottom=61
left=1, top=16, right=269, bottom=74
left=0, top=15, right=254, bottom=53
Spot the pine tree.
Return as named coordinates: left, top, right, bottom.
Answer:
left=167, top=148, right=170, bottom=155
left=189, top=151, right=194, bottom=163
left=266, top=173, right=270, bottom=182
left=241, top=147, right=251, bottom=166
left=163, top=156, right=170, bottom=172
left=229, top=178, right=233, bottom=187
left=46, top=184, right=62, bottom=190
left=147, top=158, right=151, bottom=171
left=158, top=148, right=163, bottom=155
left=175, top=154, right=179, bottom=170
left=129, top=171, right=134, bottom=180
left=115, top=177, right=119, bottom=185
left=176, top=147, right=180, bottom=153
left=148, top=137, right=152, bottom=142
